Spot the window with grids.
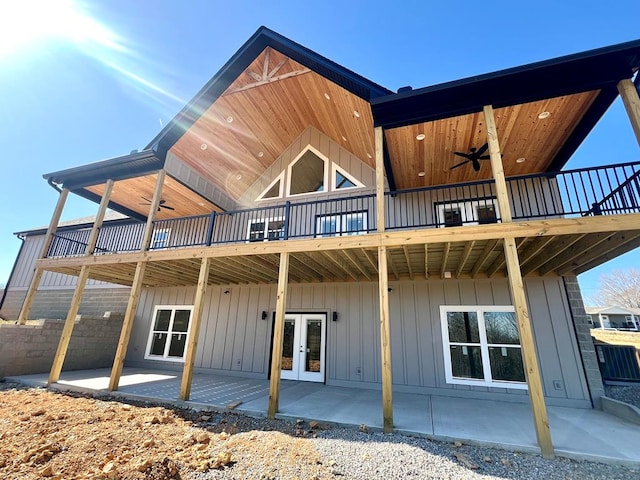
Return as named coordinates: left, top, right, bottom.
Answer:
left=145, top=306, right=193, bottom=361
left=436, top=199, right=499, bottom=227
left=315, top=211, right=368, bottom=237
left=440, top=306, right=526, bottom=389
left=247, top=218, right=285, bottom=242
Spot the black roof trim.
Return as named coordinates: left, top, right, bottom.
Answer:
left=371, top=39, right=640, bottom=129
left=43, top=150, right=163, bottom=189
left=72, top=189, right=147, bottom=223
left=145, top=26, right=393, bottom=157
left=14, top=215, right=139, bottom=237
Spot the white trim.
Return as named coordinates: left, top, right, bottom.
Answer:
left=144, top=305, right=194, bottom=362
left=331, top=163, right=365, bottom=191
left=280, top=313, right=326, bottom=382
left=439, top=305, right=527, bottom=390
left=286, top=145, right=329, bottom=198
left=256, top=171, right=284, bottom=202
left=436, top=198, right=500, bottom=227
left=246, top=216, right=285, bottom=242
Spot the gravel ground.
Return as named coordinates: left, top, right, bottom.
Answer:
left=605, top=384, right=640, bottom=409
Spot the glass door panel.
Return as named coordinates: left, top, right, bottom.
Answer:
left=280, top=314, right=326, bottom=382
left=280, top=317, right=297, bottom=380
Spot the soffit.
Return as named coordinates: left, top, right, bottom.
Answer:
left=83, top=174, right=219, bottom=220
left=385, top=91, right=600, bottom=189
left=169, top=47, right=375, bottom=200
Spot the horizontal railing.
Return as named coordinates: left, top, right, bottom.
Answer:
left=45, top=161, right=640, bottom=258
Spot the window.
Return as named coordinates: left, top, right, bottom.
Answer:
left=331, top=163, right=365, bottom=191
left=151, top=228, right=170, bottom=249
left=436, top=199, right=499, bottom=227
left=247, top=217, right=285, bottom=242
left=145, top=306, right=193, bottom=362
left=287, top=147, right=328, bottom=196
left=256, top=172, right=284, bottom=202
left=316, top=211, right=368, bottom=237
left=440, top=306, right=526, bottom=389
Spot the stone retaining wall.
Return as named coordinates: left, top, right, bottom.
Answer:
left=0, top=314, right=124, bottom=379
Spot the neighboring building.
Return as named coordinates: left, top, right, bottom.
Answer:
left=585, top=306, right=640, bottom=330
left=11, top=28, right=640, bottom=456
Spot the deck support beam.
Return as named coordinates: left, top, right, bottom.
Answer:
left=618, top=78, right=640, bottom=147
left=376, top=125, right=394, bottom=432
left=180, top=257, right=211, bottom=400
left=109, top=170, right=165, bottom=391
left=47, top=181, right=114, bottom=384
left=18, top=188, right=69, bottom=324
left=484, top=105, right=554, bottom=459
left=267, top=252, right=290, bottom=418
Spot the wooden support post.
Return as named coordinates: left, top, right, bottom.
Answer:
left=618, top=78, right=640, bottom=147
left=109, top=261, right=147, bottom=391
left=85, top=179, right=114, bottom=254
left=48, top=265, right=90, bottom=384
left=18, top=188, right=69, bottom=324
left=378, top=245, right=393, bottom=432
left=267, top=252, right=290, bottom=418
left=179, top=257, right=211, bottom=400
left=375, top=126, right=385, bottom=233
left=109, top=171, right=164, bottom=390
left=484, top=104, right=554, bottom=458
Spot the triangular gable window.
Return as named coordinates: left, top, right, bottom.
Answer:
left=287, top=147, right=328, bottom=196
left=332, top=163, right=365, bottom=190
left=256, top=172, right=284, bottom=201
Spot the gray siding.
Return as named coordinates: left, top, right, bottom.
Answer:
left=127, top=277, right=591, bottom=407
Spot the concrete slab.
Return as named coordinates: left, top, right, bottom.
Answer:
left=6, top=368, right=640, bottom=466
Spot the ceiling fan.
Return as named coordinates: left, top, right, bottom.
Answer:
left=451, top=143, right=491, bottom=172
left=139, top=197, right=175, bottom=211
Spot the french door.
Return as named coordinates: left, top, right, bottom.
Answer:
left=280, top=313, right=326, bottom=382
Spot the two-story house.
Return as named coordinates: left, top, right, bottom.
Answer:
left=13, top=27, right=640, bottom=458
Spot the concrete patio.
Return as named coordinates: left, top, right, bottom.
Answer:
left=6, top=367, right=640, bottom=466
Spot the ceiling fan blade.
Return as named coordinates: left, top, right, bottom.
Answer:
left=479, top=155, right=491, bottom=160
left=476, top=143, right=489, bottom=156
left=141, top=196, right=152, bottom=203
left=472, top=160, right=481, bottom=172
left=160, top=204, right=175, bottom=211
left=453, top=151, right=471, bottom=159
left=450, top=160, right=469, bottom=170
left=158, top=199, right=167, bottom=205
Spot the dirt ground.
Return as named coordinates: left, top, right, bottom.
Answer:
left=0, top=382, right=335, bottom=480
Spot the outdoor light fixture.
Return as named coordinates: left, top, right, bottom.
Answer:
left=332, top=311, right=339, bottom=322
left=261, top=311, right=268, bottom=320
left=416, top=133, right=426, bottom=141
left=387, top=287, right=393, bottom=293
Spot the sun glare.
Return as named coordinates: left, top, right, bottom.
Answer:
left=0, top=0, right=122, bottom=58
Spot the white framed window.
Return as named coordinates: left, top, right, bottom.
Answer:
left=316, top=211, right=368, bottom=237
left=436, top=199, right=499, bottom=227
left=247, top=217, right=285, bottom=242
left=331, top=163, right=365, bottom=191
left=151, top=228, right=170, bottom=249
left=286, top=146, right=329, bottom=197
left=145, top=305, right=193, bottom=362
left=440, top=305, right=527, bottom=389
left=256, top=172, right=284, bottom=202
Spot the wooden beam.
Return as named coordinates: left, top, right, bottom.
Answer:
left=35, top=214, right=640, bottom=270
left=363, top=249, right=379, bottom=273
left=485, top=104, right=553, bottom=458
left=343, top=249, right=373, bottom=281
left=140, top=170, right=166, bottom=251
left=386, top=249, right=400, bottom=281
left=521, top=235, right=584, bottom=276
left=576, top=232, right=640, bottom=274
left=267, top=252, right=290, bottom=418
left=440, top=242, right=451, bottom=278
left=618, top=78, right=640, bottom=147
left=519, top=236, right=556, bottom=268
left=18, top=188, right=69, bottom=324
left=320, top=251, right=359, bottom=281
left=504, top=236, right=554, bottom=458
left=558, top=231, right=640, bottom=275
left=108, top=261, right=147, bottom=391
left=262, top=48, right=270, bottom=80
left=471, top=239, right=499, bottom=278
left=402, top=246, right=414, bottom=280
left=540, top=232, right=613, bottom=275
left=224, top=69, right=311, bottom=95
left=180, top=257, right=211, bottom=400
left=47, top=265, right=91, bottom=384
left=85, top=179, right=114, bottom=255
left=487, top=238, right=525, bottom=278
left=378, top=246, right=393, bottom=432
left=375, top=126, right=385, bottom=233
left=424, top=244, right=429, bottom=279
left=456, top=240, right=475, bottom=278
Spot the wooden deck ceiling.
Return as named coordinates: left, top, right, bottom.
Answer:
left=44, top=228, right=640, bottom=288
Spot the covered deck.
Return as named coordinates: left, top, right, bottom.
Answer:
left=7, top=367, right=640, bottom=466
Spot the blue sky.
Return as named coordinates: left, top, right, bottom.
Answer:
left=0, top=0, right=639, bottom=302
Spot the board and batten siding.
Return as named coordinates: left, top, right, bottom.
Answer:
left=126, top=277, right=591, bottom=408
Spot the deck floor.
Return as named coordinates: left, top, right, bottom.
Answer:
left=7, top=368, right=640, bottom=465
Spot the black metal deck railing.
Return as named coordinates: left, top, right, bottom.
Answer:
left=45, top=161, right=640, bottom=258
